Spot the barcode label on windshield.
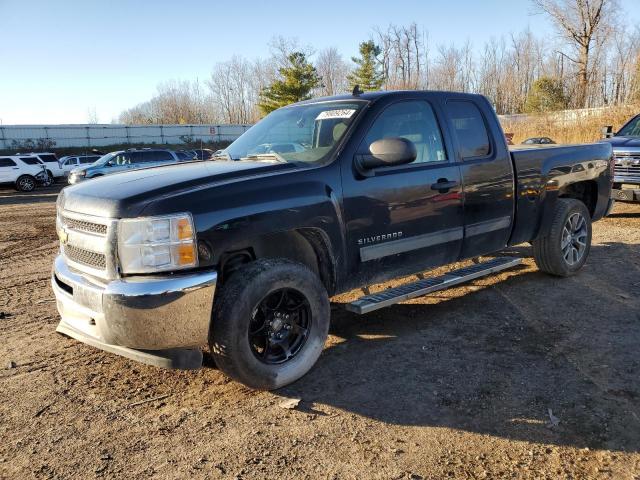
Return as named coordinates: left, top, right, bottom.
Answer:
left=316, top=109, right=356, bottom=120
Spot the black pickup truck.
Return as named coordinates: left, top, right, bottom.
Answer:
left=52, top=91, right=613, bottom=389
left=602, top=113, right=640, bottom=202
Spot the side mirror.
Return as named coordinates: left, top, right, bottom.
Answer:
left=356, top=137, right=417, bottom=172
left=602, top=126, right=614, bottom=139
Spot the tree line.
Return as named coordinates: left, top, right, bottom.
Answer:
left=118, top=0, right=640, bottom=125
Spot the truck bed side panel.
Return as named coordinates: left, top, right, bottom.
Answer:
left=508, top=143, right=612, bottom=245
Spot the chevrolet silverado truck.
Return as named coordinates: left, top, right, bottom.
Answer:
left=52, top=90, right=613, bottom=389
left=603, top=113, right=640, bottom=203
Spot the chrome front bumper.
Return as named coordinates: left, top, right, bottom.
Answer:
left=51, top=255, right=217, bottom=369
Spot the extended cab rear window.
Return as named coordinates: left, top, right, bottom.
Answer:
left=0, top=158, right=17, bottom=167
left=445, top=101, right=491, bottom=158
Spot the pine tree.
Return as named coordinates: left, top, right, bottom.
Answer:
left=348, top=41, right=384, bottom=91
left=524, top=77, right=567, bottom=113
left=258, top=52, right=321, bottom=115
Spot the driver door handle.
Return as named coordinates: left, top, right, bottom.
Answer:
left=431, top=178, right=458, bottom=193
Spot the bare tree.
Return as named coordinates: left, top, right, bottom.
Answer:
left=86, top=107, right=99, bottom=124
left=119, top=80, right=215, bottom=125
left=533, top=0, right=618, bottom=107
left=207, top=56, right=263, bottom=124
left=268, top=36, right=315, bottom=70
left=374, top=23, right=424, bottom=89
left=315, top=47, right=350, bottom=96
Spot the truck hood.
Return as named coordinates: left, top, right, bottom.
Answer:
left=602, top=136, right=640, bottom=150
left=59, top=160, right=296, bottom=218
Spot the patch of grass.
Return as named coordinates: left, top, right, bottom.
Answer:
left=501, top=105, right=639, bottom=145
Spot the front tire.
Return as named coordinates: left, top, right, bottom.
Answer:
left=532, top=198, right=592, bottom=277
left=15, top=175, right=36, bottom=192
left=209, top=258, right=330, bottom=390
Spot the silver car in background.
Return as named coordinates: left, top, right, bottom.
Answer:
left=68, top=148, right=196, bottom=184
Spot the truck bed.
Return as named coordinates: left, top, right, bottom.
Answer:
left=508, top=143, right=613, bottom=245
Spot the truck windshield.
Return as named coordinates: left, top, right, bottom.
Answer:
left=617, top=116, right=640, bottom=137
left=225, top=100, right=367, bottom=164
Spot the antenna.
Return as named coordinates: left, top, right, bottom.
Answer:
left=352, top=85, right=363, bottom=96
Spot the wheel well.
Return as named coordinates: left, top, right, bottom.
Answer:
left=16, top=174, right=35, bottom=183
left=559, top=181, right=597, bottom=217
left=218, top=228, right=336, bottom=295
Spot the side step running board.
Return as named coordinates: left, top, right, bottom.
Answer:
left=346, top=256, right=522, bottom=314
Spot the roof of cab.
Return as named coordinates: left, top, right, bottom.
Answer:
left=291, top=89, right=486, bottom=107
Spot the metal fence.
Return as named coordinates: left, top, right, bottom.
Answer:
left=0, top=124, right=253, bottom=149
left=497, top=106, right=622, bottom=124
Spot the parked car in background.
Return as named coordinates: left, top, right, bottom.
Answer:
left=68, top=149, right=189, bottom=184
left=0, top=155, right=50, bottom=191
left=58, top=155, right=102, bottom=176
left=602, top=114, right=640, bottom=203
left=16, top=152, right=65, bottom=181
left=522, top=137, right=556, bottom=145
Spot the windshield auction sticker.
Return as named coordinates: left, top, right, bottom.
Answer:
left=316, top=109, right=356, bottom=120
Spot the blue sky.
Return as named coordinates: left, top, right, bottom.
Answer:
left=1, top=0, right=639, bottom=124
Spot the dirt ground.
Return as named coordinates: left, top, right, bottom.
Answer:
left=0, top=184, right=638, bottom=480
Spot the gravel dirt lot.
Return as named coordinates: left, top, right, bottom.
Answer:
left=0, top=185, right=639, bottom=479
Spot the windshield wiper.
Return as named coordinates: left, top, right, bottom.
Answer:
left=242, top=152, right=287, bottom=163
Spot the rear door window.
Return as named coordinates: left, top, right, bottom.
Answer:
left=38, top=155, right=58, bottom=163
left=445, top=100, right=491, bottom=158
left=0, top=158, right=17, bottom=167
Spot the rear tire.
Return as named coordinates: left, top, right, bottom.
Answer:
left=532, top=198, right=592, bottom=277
left=209, top=258, right=330, bottom=390
left=15, top=175, right=36, bottom=192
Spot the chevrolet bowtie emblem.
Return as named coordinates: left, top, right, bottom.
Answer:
left=58, top=226, right=68, bottom=245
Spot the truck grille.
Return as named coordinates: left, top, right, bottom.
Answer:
left=614, top=153, right=640, bottom=177
left=57, top=210, right=117, bottom=279
left=61, top=216, right=108, bottom=235
left=63, top=244, right=107, bottom=269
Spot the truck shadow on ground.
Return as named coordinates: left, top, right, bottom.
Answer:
left=282, top=242, right=640, bottom=452
left=606, top=209, right=639, bottom=219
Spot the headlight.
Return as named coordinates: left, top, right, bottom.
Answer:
left=73, top=170, right=86, bottom=177
left=117, top=213, right=198, bottom=274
